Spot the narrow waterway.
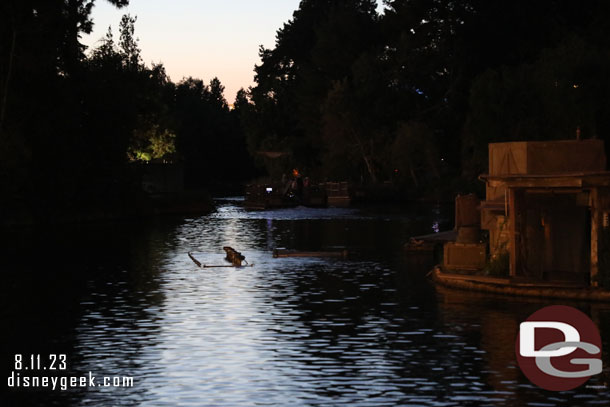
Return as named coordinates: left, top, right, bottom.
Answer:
left=3, top=200, right=609, bottom=406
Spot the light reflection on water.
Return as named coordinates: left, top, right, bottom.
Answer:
left=4, top=202, right=610, bottom=406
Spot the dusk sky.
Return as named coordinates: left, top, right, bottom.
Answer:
left=82, top=0, right=303, bottom=102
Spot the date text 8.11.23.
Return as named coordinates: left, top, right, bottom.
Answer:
left=14, top=354, right=67, bottom=371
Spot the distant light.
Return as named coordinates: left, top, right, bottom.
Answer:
left=573, top=84, right=580, bottom=89
left=266, top=187, right=273, bottom=193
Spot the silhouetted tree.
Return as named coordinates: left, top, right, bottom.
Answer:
left=172, top=77, right=253, bottom=190
left=248, top=0, right=379, bottom=180
left=463, top=35, right=610, bottom=177
left=0, top=1, right=132, bottom=220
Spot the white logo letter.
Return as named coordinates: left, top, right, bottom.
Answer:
left=520, top=322, right=579, bottom=357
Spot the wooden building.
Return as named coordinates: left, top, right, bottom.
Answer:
left=479, top=139, right=610, bottom=286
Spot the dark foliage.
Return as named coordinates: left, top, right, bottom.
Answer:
left=3, top=0, right=610, bottom=222
left=244, top=0, right=610, bottom=189
left=0, top=2, right=253, bottom=222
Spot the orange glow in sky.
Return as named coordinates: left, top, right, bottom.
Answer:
left=82, top=0, right=301, bottom=102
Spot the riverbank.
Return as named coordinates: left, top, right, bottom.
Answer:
left=1, top=190, right=214, bottom=226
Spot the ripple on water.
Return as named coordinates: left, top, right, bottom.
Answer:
left=46, top=202, right=610, bottom=407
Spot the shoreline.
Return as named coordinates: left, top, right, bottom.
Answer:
left=1, top=190, right=215, bottom=227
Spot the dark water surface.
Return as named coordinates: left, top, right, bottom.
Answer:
left=3, top=200, right=609, bottom=406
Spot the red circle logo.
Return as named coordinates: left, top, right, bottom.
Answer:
left=515, top=305, right=603, bottom=391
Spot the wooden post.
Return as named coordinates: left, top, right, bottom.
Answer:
left=509, top=188, right=518, bottom=277
left=590, top=188, right=600, bottom=287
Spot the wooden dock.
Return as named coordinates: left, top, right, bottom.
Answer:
left=404, top=230, right=457, bottom=253
left=322, top=182, right=351, bottom=207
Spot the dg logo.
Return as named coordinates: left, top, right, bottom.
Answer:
left=515, top=305, right=603, bottom=391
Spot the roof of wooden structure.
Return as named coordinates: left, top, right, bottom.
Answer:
left=480, top=171, right=610, bottom=188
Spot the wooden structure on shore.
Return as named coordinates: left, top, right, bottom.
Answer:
left=480, top=140, right=610, bottom=286
left=443, top=193, right=487, bottom=271
left=410, top=139, right=610, bottom=299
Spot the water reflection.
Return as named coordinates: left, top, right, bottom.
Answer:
left=3, top=202, right=609, bottom=406
left=434, top=287, right=610, bottom=405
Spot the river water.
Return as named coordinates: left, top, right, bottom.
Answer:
left=3, top=199, right=610, bottom=406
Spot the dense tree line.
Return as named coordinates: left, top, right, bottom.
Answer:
left=240, top=0, right=610, bottom=190
left=0, top=1, right=251, bottom=222
left=3, top=0, right=610, bottom=222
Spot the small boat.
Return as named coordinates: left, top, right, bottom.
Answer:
left=272, top=248, right=349, bottom=259
left=244, top=183, right=327, bottom=210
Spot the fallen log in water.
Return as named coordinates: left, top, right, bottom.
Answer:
left=188, top=252, right=203, bottom=267
left=272, top=248, right=349, bottom=259
left=201, top=264, right=254, bottom=268
left=188, top=251, right=253, bottom=268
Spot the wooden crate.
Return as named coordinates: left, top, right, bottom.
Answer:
left=443, top=242, right=487, bottom=271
